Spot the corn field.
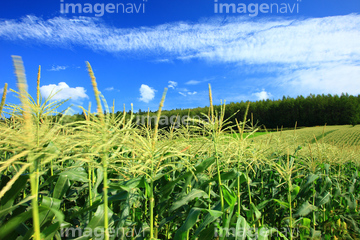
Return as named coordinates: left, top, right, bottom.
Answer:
left=0, top=56, right=359, bottom=240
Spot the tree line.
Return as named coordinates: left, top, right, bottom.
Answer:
left=49, top=93, right=360, bottom=129
left=138, top=93, right=360, bottom=129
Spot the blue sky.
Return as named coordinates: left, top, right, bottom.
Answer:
left=1, top=0, right=360, bottom=114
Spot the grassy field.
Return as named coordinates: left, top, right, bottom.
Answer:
left=0, top=57, right=359, bottom=240
left=231, top=131, right=269, bottom=139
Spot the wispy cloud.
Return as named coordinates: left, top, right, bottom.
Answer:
left=168, top=81, right=178, bottom=89
left=104, top=87, right=120, bottom=92
left=178, top=91, right=197, bottom=97
left=1, top=15, right=360, bottom=96
left=139, top=84, right=156, bottom=103
left=185, top=80, right=202, bottom=85
left=0, top=88, right=3, bottom=94
left=185, top=77, right=213, bottom=85
left=1, top=15, right=358, bottom=65
left=48, top=65, right=68, bottom=71
left=153, top=59, right=172, bottom=63
left=40, top=82, right=88, bottom=101
left=177, top=88, right=189, bottom=92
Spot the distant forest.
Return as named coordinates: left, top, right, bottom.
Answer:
left=60, top=93, right=360, bottom=129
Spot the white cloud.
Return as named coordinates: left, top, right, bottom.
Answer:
left=139, top=84, right=155, bottom=103
left=0, top=88, right=3, bottom=94
left=168, top=81, right=178, bottom=89
left=40, top=82, right=88, bottom=101
left=279, top=63, right=360, bottom=96
left=104, top=87, right=120, bottom=92
left=253, top=89, right=272, bottom=100
left=188, top=91, right=197, bottom=95
left=48, top=65, right=67, bottom=71
left=104, top=87, right=114, bottom=91
left=185, top=80, right=201, bottom=85
left=178, top=92, right=186, bottom=97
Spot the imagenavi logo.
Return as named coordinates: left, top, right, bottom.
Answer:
left=60, top=0, right=147, bottom=17
left=214, top=0, right=301, bottom=17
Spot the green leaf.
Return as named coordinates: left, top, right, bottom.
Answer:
left=257, top=226, right=271, bottom=240
left=109, top=176, right=142, bottom=192
left=174, top=208, right=202, bottom=240
left=0, top=201, right=64, bottom=239
left=92, top=167, right=104, bottom=199
left=291, top=185, right=300, bottom=202
left=0, top=196, right=32, bottom=222
left=302, top=217, right=311, bottom=226
left=144, top=179, right=150, bottom=199
left=348, top=180, right=355, bottom=194
left=320, top=177, right=332, bottom=194
left=300, top=218, right=311, bottom=238
left=299, top=174, right=319, bottom=197
left=207, top=209, right=223, bottom=218
left=210, top=170, right=241, bottom=183
left=310, top=228, right=321, bottom=238
left=221, top=184, right=236, bottom=207
left=73, top=204, right=114, bottom=240
left=53, top=175, right=70, bottom=199
left=344, top=194, right=357, bottom=211
left=250, top=202, right=261, bottom=221
left=256, top=200, right=271, bottom=211
left=39, top=196, right=62, bottom=226
left=194, top=202, right=222, bottom=236
left=68, top=191, right=127, bottom=220
left=40, top=222, right=61, bottom=240
left=161, top=157, right=215, bottom=199
left=198, top=223, right=217, bottom=240
left=193, top=157, right=216, bottom=173
left=295, top=201, right=317, bottom=217
left=59, top=168, right=88, bottom=182
left=170, top=189, right=208, bottom=212
left=45, top=141, right=60, bottom=154
left=235, top=215, right=250, bottom=240
left=108, top=191, right=128, bottom=202
left=273, top=199, right=289, bottom=209
left=87, top=204, right=114, bottom=229
left=0, top=174, right=28, bottom=213
left=0, top=208, right=33, bottom=237
left=316, top=192, right=331, bottom=207
left=306, top=174, right=319, bottom=185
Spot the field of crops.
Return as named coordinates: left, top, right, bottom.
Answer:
left=0, top=57, right=359, bottom=240
left=256, top=125, right=360, bottom=147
